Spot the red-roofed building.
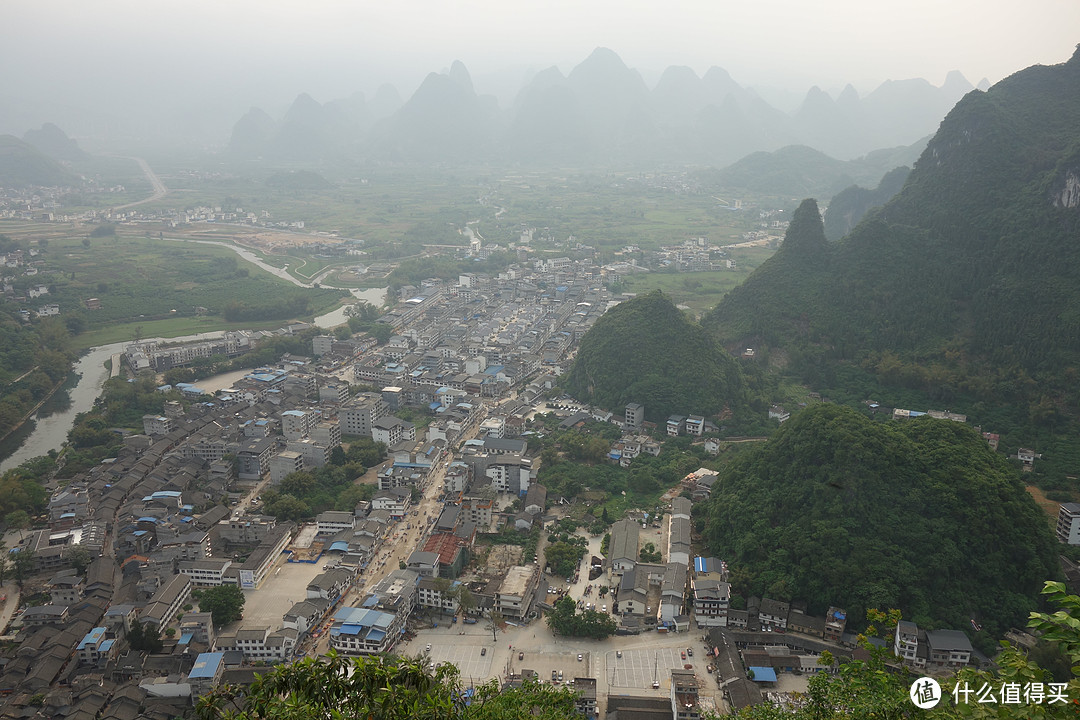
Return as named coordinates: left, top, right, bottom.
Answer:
left=423, top=533, right=468, bottom=579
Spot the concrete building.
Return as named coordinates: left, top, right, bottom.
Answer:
left=311, top=420, right=342, bottom=448
left=237, top=437, right=277, bottom=480
left=496, top=565, right=539, bottom=620
left=281, top=409, right=316, bottom=440
left=671, top=669, right=701, bottom=720
left=328, top=606, right=401, bottom=656
left=141, top=573, right=192, bottom=629
left=372, top=416, right=415, bottom=446
left=142, top=415, right=173, bottom=436
left=179, top=559, right=233, bottom=587
left=270, top=451, right=305, bottom=484
left=1057, top=503, right=1080, bottom=545
left=77, top=627, right=116, bottom=667
left=339, top=394, right=388, bottom=437
left=608, top=518, right=640, bottom=579
left=316, top=511, right=355, bottom=536
left=692, top=577, right=730, bottom=627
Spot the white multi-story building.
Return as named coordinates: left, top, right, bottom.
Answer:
left=417, top=577, right=460, bottom=614
left=286, top=438, right=330, bottom=468
left=77, top=627, right=116, bottom=666
left=691, top=578, right=730, bottom=627
left=311, top=420, right=342, bottom=449
left=339, top=394, right=388, bottom=437
left=270, top=451, right=305, bottom=484
left=371, top=416, right=415, bottom=446
left=328, top=606, right=401, bottom=656
left=179, top=559, right=233, bottom=587
left=142, top=415, right=173, bottom=436
left=1057, top=503, right=1080, bottom=544
left=316, top=511, right=355, bottom=536
left=894, top=620, right=919, bottom=664
left=281, top=409, right=316, bottom=440
left=495, top=565, right=539, bottom=620
left=216, top=626, right=297, bottom=663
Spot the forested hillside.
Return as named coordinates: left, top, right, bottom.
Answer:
left=564, top=290, right=749, bottom=422
left=822, top=165, right=910, bottom=240
left=701, top=404, right=1059, bottom=651
left=704, top=48, right=1080, bottom=439
left=0, top=135, right=76, bottom=187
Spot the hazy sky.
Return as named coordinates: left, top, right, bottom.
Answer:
left=2, top=0, right=1078, bottom=135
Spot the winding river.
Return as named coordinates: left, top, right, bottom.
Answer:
left=0, top=240, right=386, bottom=471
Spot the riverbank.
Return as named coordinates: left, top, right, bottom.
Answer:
left=0, top=376, right=70, bottom=451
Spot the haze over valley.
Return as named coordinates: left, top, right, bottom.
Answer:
left=1, top=3, right=1080, bottom=718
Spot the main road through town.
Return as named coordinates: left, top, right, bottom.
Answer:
left=306, top=413, right=486, bottom=656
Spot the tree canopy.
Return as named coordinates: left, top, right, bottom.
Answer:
left=565, top=290, right=749, bottom=422
left=196, top=651, right=579, bottom=720
left=199, top=585, right=246, bottom=626
left=546, top=595, right=617, bottom=640
left=701, top=403, right=1059, bottom=652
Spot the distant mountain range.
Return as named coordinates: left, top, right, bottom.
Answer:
left=225, top=47, right=981, bottom=167
left=0, top=134, right=78, bottom=187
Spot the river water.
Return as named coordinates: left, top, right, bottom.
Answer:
left=0, top=332, right=224, bottom=472
left=0, top=243, right=387, bottom=470
left=312, top=287, right=387, bottom=328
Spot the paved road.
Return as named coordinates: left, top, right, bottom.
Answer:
left=308, top=432, right=472, bottom=656
left=113, top=156, right=168, bottom=209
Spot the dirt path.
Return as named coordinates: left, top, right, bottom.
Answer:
left=1025, top=485, right=1061, bottom=529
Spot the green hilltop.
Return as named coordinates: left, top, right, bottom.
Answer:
left=703, top=47, right=1080, bottom=427
left=701, top=403, right=1059, bottom=648
left=564, top=290, right=748, bottom=423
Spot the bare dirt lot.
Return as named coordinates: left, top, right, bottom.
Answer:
left=1026, top=485, right=1061, bottom=529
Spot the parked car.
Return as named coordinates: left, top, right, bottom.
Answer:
left=519, top=651, right=524, bottom=661
left=616, top=650, right=622, bottom=658
left=681, top=651, right=687, bottom=660
left=687, top=648, right=693, bottom=657
left=578, top=654, right=583, bottom=661
left=481, top=648, right=487, bottom=656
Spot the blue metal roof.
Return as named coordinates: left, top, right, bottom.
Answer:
left=78, top=627, right=106, bottom=650
left=749, top=667, right=777, bottom=682
left=189, top=652, right=225, bottom=679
